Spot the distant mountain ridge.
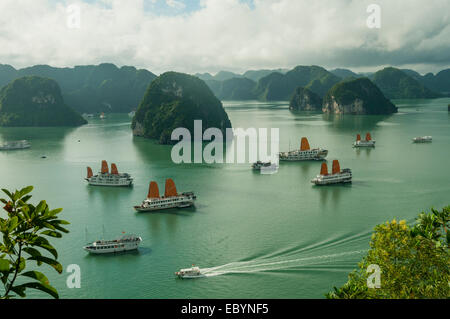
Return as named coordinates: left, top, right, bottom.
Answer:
left=0, top=63, right=157, bottom=113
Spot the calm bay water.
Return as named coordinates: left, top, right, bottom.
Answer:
left=0, top=98, right=449, bottom=299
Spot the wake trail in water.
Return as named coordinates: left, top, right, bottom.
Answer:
left=202, top=250, right=367, bottom=277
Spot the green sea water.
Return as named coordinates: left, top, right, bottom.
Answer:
left=0, top=98, right=449, bottom=299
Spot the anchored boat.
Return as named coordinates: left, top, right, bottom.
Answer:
left=0, top=140, right=31, bottom=150
left=353, top=133, right=375, bottom=148
left=279, top=137, right=328, bottom=161
left=83, top=234, right=142, bottom=254
left=175, top=266, right=205, bottom=279
left=86, top=160, right=133, bottom=187
left=413, top=136, right=432, bottom=143
left=311, top=160, right=352, bottom=185
left=134, top=179, right=196, bottom=212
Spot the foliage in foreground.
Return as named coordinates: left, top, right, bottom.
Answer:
left=0, top=186, right=69, bottom=299
left=326, top=206, right=449, bottom=299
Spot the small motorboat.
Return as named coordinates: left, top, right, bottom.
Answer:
left=175, top=266, right=205, bottom=279
left=412, top=136, right=432, bottom=143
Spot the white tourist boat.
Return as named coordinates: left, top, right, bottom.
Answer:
left=412, top=136, right=432, bottom=143
left=86, top=160, right=133, bottom=187
left=175, top=266, right=205, bottom=279
left=134, top=179, right=196, bottom=212
left=83, top=234, right=142, bottom=254
left=0, top=140, right=31, bottom=150
left=353, top=133, right=376, bottom=147
left=279, top=137, right=328, bottom=161
left=311, top=160, right=352, bottom=185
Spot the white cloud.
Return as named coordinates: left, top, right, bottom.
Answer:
left=0, top=0, right=449, bottom=74
left=165, top=0, right=186, bottom=10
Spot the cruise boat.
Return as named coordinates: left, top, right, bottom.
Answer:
left=353, top=133, right=376, bottom=147
left=311, top=160, right=352, bottom=185
left=279, top=137, right=328, bottom=161
left=83, top=234, right=142, bottom=254
left=175, top=266, right=205, bottom=279
left=134, top=179, right=196, bottom=212
left=0, top=140, right=31, bottom=150
left=86, top=161, right=133, bottom=187
left=412, top=136, right=432, bottom=143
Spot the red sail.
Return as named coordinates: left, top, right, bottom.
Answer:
left=300, top=137, right=310, bottom=151
left=147, top=181, right=160, bottom=198
left=366, top=133, right=372, bottom=141
left=101, top=160, right=109, bottom=174
left=111, top=163, right=119, bottom=175
left=87, top=167, right=93, bottom=178
left=332, top=160, right=341, bottom=175
left=164, top=178, right=178, bottom=197
left=356, top=134, right=361, bottom=141
left=320, top=163, right=329, bottom=175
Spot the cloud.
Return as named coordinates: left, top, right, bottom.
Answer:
left=0, top=0, right=449, bottom=74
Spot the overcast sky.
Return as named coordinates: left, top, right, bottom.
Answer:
left=0, top=0, right=449, bottom=75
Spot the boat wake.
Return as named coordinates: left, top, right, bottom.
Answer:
left=201, top=250, right=366, bottom=277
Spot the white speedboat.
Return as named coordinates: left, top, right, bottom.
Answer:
left=86, top=160, right=133, bottom=187
left=134, top=179, right=196, bottom=212
left=311, top=160, right=352, bottom=185
left=83, top=234, right=142, bottom=254
left=100, top=112, right=106, bottom=119
left=279, top=137, right=328, bottom=161
left=175, top=266, right=205, bottom=279
left=353, top=133, right=375, bottom=147
left=0, top=140, right=31, bottom=150
left=412, top=136, right=432, bottom=143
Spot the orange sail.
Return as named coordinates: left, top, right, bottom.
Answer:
left=87, top=167, right=93, bottom=178
left=300, top=137, right=310, bottom=151
left=356, top=134, right=361, bottom=141
left=111, top=163, right=119, bottom=175
left=147, top=181, right=160, bottom=198
left=101, top=160, right=109, bottom=174
left=320, top=163, right=329, bottom=175
left=164, top=178, right=178, bottom=197
left=366, top=133, right=372, bottom=141
left=332, top=160, right=341, bottom=175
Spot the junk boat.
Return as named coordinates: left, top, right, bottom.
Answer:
left=0, top=140, right=31, bottom=150
left=311, top=160, right=352, bottom=185
left=412, top=136, right=432, bottom=143
left=86, top=160, right=133, bottom=187
left=83, top=234, right=142, bottom=254
left=134, top=179, right=196, bottom=212
left=279, top=137, right=328, bottom=161
left=353, top=133, right=375, bottom=147
left=175, top=266, right=205, bottom=279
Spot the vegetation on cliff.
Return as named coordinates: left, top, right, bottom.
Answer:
left=132, top=72, right=232, bottom=144
left=0, top=76, right=87, bottom=127
left=326, top=206, right=449, bottom=299
left=289, top=87, right=322, bottom=111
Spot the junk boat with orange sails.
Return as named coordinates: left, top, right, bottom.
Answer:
left=134, top=179, right=196, bottom=212
left=279, top=137, right=328, bottom=161
left=311, top=160, right=352, bottom=185
left=85, top=160, right=133, bottom=187
left=353, top=133, right=375, bottom=148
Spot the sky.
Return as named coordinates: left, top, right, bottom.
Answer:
left=0, top=0, right=449, bottom=75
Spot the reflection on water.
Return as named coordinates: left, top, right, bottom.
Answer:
left=322, top=113, right=391, bottom=133
left=354, top=147, right=373, bottom=158
left=315, top=183, right=351, bottom=208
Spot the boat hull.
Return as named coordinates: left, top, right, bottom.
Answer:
left=134, top=201, right=195, bottom=212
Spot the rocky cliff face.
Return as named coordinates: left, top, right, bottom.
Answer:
left=289, top=87, right=322, bottom=111
left=0, top=76, right=87, bottom=127
left=132, top=72, right=232, bottom=144
left=322, top=78, right=397, bottom=115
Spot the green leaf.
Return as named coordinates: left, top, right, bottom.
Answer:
left=21, top=270, right=49, bottom=284
left=19, top=186, right=33, bottom=197
left=15, top=282, right=58, bottom=299
left=10, top=285, right=26, bottom=298
left=0, top=258, right=10, bottom=272
left=22, top=247, right=42, bottom=258
left=27, top=256, right=63, bottom=273
left=1, top=189, right=13, bottom=200
left=8, top=216, right=18, bottom=232
left=40, top=230, right=62, bottom=238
